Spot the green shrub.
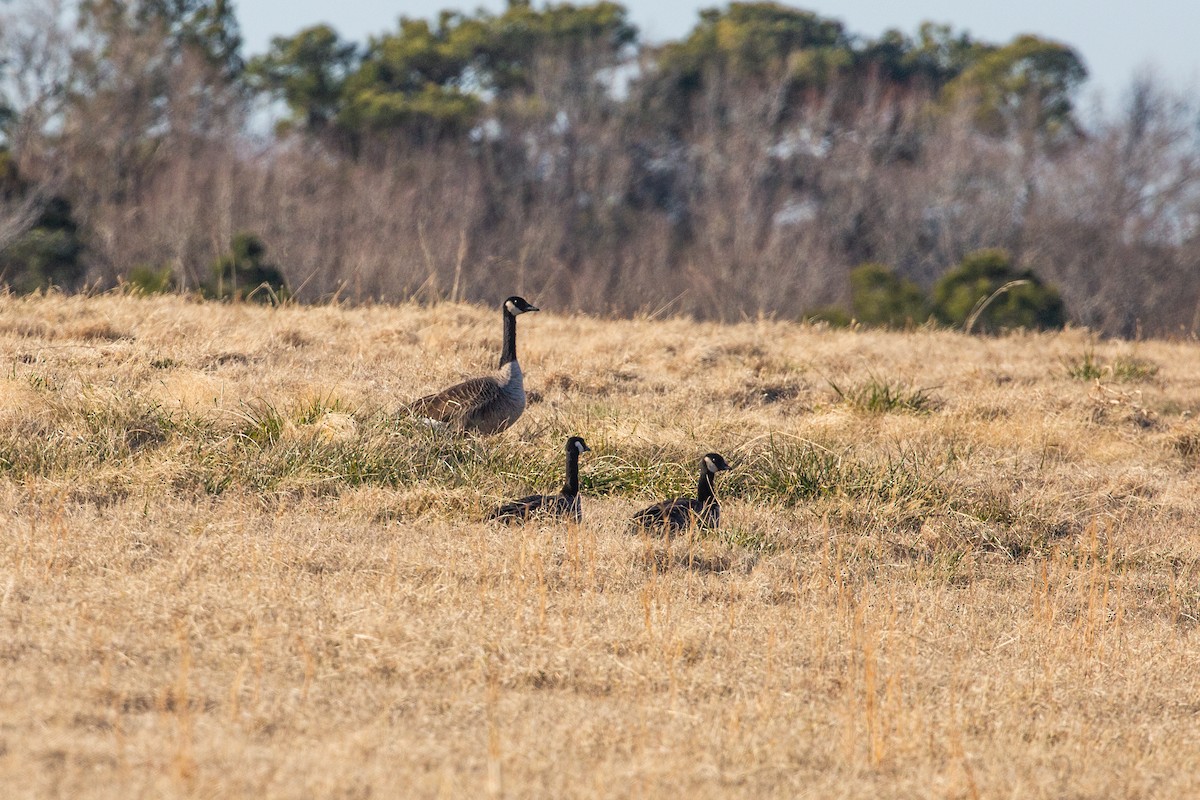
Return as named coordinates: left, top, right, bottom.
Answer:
left=932, top=249, right=1065, bottom=333
left=0, top=196, right=86, bottom=293
left=804, top=306, right=852, bottom=327
left=125, top=264, right=176, bottom=295
left=205, top=232, right=289, bottom=302
left=849, top=262, right=930, bottom=328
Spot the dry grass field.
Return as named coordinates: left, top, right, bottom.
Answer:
left=3, top=292, right=1200, bottom=798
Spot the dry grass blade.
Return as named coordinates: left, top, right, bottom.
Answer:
left=964, top=279, right=1029, bottom=334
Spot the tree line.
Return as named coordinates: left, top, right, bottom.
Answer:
left=0, top=0, right=1197, bottom=336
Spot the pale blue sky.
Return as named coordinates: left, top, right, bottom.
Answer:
left=237, top=1, right=1200, bottom=105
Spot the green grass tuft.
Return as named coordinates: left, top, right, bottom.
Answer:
left=829, top=376, right=938, bottom=414
left=1065, top=350, right=1158, bottom=382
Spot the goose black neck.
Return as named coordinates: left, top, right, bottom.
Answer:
left=696, top=468, right=716, bottom=505
left=499, top=308, right=518, bottom=367
left=562, top=448, right=580, bottom=496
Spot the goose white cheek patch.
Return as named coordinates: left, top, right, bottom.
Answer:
left=704, top=456, right=716, bottom=472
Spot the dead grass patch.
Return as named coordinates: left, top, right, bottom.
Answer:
left=1, top=294, right=1200, bottom=798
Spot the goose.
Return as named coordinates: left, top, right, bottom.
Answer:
left=488, top=436, right=591, bottom=523
left=406, top=296, right=539, bottom=434
left=631, top=453, right=731, bottom=535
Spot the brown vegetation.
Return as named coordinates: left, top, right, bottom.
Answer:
left=3, top=293, right=1200, bottom=796
left=1, top=3, right=1199, bottom=335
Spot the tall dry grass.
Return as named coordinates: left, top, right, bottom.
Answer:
left=2, top=292, right=1200, bottom=797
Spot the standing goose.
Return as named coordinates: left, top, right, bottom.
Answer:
left=406, top=296, right=539, bottom=434
left=631, top=453, right=731, bottom=535
left=488, top=436, right=591, bottom=523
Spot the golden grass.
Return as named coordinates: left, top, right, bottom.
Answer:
left=2, top=292, right=1200, bottom=798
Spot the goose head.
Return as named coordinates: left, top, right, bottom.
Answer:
left=566, top=436, right=591, bottom=456
left=504, top=296, right=539, bottom=316
left=702, top=453, right=731, bottom=474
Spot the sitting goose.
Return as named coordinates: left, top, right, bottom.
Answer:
left=407, top=296, right=539, bottom=434
left=631, top=453, right=731, bottom=535
left=488, top=436, right=591, bottom=523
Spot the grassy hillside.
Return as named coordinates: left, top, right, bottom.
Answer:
left=2, top=293, right=1200, bottom=798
